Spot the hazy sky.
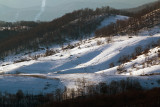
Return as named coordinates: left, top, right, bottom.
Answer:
left=0, top=0, right=158, bottom=22
left=0, top=0, right=158, bottom=8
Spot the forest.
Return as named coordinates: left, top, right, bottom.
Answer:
left=0, top=6, right=131, bottom=59
left=0, top=21, right=42, bottom=42
left=0, top=78, right=160, bottom=107
left=95, top=1, right=160, bottom=37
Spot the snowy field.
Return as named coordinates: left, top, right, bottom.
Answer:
left=0, top=16, right=160, bottom=94
left=0, top=75, right=62, bottom=94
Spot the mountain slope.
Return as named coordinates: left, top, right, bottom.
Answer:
left=1, top=30, right=160, bottom=74
left=0, top=26, right=160, bottom=93
left=0, top=2, right=160, bottom=94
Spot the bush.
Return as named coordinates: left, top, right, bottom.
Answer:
left=45, top=49, right=56, bottom=56
left=109, top=62, right=115, bottom=68
left=135, top=46, right=143, bottom=56
left=97, top=40, right=103, bottom=45
left=117, top=64, right=126, bottom=74
left=118, top=55, right=130, bottom=64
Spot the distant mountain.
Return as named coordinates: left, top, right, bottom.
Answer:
left=123, top=0, right=160, bottom=13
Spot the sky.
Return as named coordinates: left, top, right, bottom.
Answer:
left=0, top=0, right=157, bottom=8
left=0, top=0, right=158, bottom=22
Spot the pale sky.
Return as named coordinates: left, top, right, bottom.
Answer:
left=0, top=0, right=158, bottom=22
left=0, top=0, right=157, bottom=8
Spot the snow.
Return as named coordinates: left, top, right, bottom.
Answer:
left=0, top=17, right=160, bottom=94
left=0, top=75, right=63, bottom=94
left=138, top=26, right=160, bottom=36
left=98, top=15, right=129, bottom=29
left=55, top=74, right=160, bottom=90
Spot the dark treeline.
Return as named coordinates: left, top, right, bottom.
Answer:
left=0, top=6, right=131, bottom=59
left=95, top=1, right=160, bottom=37
left=133, top=1, right=160, bottom=18
left=40, top=87, right=160, bottom=107
left=0, top=78, right=144, bottom=107
left=1, top=78, right=160, bottom=107
left=0, top=21, right=43, bottom=42
left=0, top=21, right=41, bottom=27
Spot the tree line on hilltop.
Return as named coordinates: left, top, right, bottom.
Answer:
left=0, top=6, right=131, bottom=59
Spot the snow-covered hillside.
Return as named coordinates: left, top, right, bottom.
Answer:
left=0, top=28, right=160, bottom=94
left=0, top=15, right=160, bottom=94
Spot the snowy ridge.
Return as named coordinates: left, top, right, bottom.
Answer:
left=1, top=35, right=159, bottom=74
left=0, top=33, right=160, bottom=93
left=0, top=18, right=160, bottom=94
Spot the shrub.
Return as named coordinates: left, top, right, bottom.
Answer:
left=135, top=45, right=143, bottom=56
left=117, top=64, right=126, bottom=74
left=64, top=44, right=75, bottom=50
left=97, top=40, right=103, bottom=45
left=118, top=55, right=130, bottom=64
left=45, top=49, right=56, bottom=56
left=109, top=62, right=115, bottom=68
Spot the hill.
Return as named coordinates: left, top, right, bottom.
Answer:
left=0, top=1, right=160, bottom=96
left=123, top=0, right=160, bottom=13
left=0, top=21, right=160, bottom=94
left=0, top=6, right=130, bottom=59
